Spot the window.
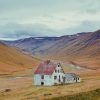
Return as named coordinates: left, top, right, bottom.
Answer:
left=41, top=82, right=44, bottom=85
left=78, top=78, right=79, bottom=80
left=74, top=78, right=76, bottom=80
left=55, top=69, right=57, bottom=73
left=62, top=76, right=64, bottom=79
left=54, top=76, right=57, bottom=80
left=61, top=69, right=63, bottom=73
left=41, top=75, right=44, bottom=79
left=58, top=70, right=59, bottom=73
left=59, top=75, right=60, bottom=79
left=59, top=75, right=60, bottom=82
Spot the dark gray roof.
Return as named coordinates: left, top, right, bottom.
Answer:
left=65, top=73, right=80, bottom=78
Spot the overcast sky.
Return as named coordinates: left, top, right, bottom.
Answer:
left=0, top=0, right=100, bottom=40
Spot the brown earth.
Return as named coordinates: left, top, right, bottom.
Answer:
left=0, top=42, right=40, bottom=74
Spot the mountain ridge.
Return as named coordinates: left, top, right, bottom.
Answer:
left=1, top=29, right=100, bottom=70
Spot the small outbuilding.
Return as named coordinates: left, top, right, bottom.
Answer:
left=64, top=73, right=81, bottom=83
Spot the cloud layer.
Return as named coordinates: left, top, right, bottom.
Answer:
left=0, top=0, right=100, bottom=40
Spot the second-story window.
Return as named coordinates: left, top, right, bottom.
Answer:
left=55, top=69, right=57, bottom=73
left=58, top=70, right=59, bottom=73
left=41, top=75, right=44, bottom=79
left=61, top=69, right=64, bottom=73
left=58, top=64, right=60, bottom=67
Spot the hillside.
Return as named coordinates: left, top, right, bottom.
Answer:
left=0, top=42, right=40, bottom=74
left=2, top=30, right=100, bottom=70
left=43, top=30, right=100, bottom=69
left=3, top=37, right=59, bottom=55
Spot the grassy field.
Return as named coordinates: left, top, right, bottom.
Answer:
left=46, top=88, right=100, bottom=100
left=0, top=70, right=100, bottom=100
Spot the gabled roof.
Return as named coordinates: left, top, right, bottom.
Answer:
left=34, top=60, right=57, bottom=75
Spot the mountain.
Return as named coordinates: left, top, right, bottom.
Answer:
left=43, top=30, right=100, bottom=69
left=3, top=37, right=59, bottom=55
left=2, top=30, right=100, bottom=70
left=0, top=42, right=40, bottom=74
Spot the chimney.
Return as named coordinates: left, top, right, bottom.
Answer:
left=45, top=60, right=50, bottom=64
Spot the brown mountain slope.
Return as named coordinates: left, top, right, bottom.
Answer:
left=2, top=30, right=100, bottom=70
left=0, top=42, right=40, bottom=74
left=43, top=30, right=100, bottom=69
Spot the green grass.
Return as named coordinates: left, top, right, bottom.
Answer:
left=46, top=88, right=100, bottom=100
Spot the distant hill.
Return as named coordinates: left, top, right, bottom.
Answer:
left=2, top=30, right=100, bottom=70
left=0, top=42, right=40, bottom=74
left=3, top=37, right=59, bottom=55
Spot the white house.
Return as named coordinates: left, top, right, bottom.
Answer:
left=34, top=60, right=81, bottom=86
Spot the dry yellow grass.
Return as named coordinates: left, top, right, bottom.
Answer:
left=0, top=72, right=100, bottom=100
left=0, top=42, right=100, bottom=100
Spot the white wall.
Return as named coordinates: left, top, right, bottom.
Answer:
left=34, top=74, right=41, bottom=85
left=52, top=64, right=65, bottom=85
left=44, top=75, right=53, bottom=86
left=34, top=74, right=53, bottom=86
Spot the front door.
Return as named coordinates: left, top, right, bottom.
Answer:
left=59, top=75, right=61, bottom=82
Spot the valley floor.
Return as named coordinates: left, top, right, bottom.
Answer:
left=0, top=70, right=100, bottom=100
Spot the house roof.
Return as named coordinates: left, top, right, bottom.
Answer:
left=34, top=60, right=57, bottom=75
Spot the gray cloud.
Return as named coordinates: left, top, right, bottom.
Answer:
left=0, top=23, right=59, bottom=39
left=62, top=21, right=100, bottom=35
left=0, top=0, right=100, bottom=40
